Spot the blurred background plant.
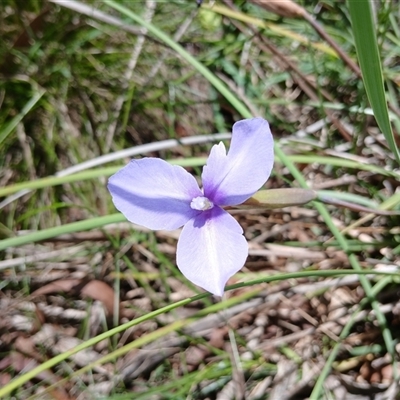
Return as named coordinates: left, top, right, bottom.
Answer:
left=1, top=1, right=400, bottom=399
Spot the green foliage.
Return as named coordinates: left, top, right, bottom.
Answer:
left=1, top=1, right=400, bottom=398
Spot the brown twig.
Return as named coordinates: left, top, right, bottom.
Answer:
left=249, top=0, right=400, bottom=121
left=249, top=0, right=361, bottom=77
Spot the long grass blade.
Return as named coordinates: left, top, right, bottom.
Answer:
left=0, top=90, right=44, bottom=146
left=348, top=0, right=400, bottom=163
left=0, top=214, right=126, bottom=251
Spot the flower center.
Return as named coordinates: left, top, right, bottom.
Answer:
left=190, top=196, right=214, bottom=211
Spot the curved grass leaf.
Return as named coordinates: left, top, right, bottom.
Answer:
left=348, top=0, right=400, bottom=164
left=0, top=213, right=126, bottom=251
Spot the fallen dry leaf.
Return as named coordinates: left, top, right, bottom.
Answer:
left=32, top=279, right=82, bottom=296
left=32, top=279, right=118, bottom=317
left=80, top=280, right=117, bottom=316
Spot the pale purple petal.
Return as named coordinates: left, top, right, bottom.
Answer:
left=202, top=118, right=274, bottom=206
left=176, top=207, right=248, bottom=296
left=108, top=158, right=202, bottom=230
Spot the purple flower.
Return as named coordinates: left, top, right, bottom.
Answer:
left=108, top=118, right=274, bottom=296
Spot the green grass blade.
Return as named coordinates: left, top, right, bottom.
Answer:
left=348, top=0, right=400, bottom=163
left=0, top=167, right=119, bottom=197
left=311, top=276, right=393, bottom=398
left=0, top=213, right=126, bottom=251
left=0, top=90, right=44, bottom=146
left=0, top=292, right=209, bottom=398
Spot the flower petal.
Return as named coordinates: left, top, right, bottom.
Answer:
left=202, top=118, right=274, bottom=206
left=108, top=158, right=202, bottom=230
left=176, top=207, right=248, bottom=296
